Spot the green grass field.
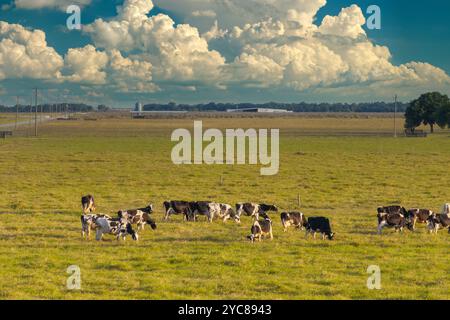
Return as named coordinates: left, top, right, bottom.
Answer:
left=0, top=115, right=448, bottom=300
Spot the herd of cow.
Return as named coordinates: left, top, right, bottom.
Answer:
left=80, top=195, right=450, bottom=242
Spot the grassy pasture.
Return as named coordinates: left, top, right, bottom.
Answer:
left=0, top=115, right=449, bottom=300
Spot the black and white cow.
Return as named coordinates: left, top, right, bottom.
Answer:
left=189, top=201, right=215, bottom=222
left=163, top=201, right=193, bottom=221
left=81, top=213, right=111, bottom=239
left=236, top=203, right=278, bottom=222
left=81, top=195, right=96, bottom=214
left=377, top=212, right=412, bottom=234
left=94, top=216, right=138, bottom=241
left=305, top=217, right=334, bottom=240
left=406, top=209, right=433, bottom=230
left=118, top=204, right=157, bottom=231
left=247, top=213, right=273, bottom=242
left=427, top=213, right=450, bottom=234
left=377, top=205, right=408, bottom=216
left=206, top=203, right=238, bottom=223
left=280, top=212, right=307, bottom=232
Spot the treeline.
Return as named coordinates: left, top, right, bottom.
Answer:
left=143, top=102, right=408, bottom=113
left=0, top=103, right=95, bottom=113
left=404, top=92, right=450, bottom=132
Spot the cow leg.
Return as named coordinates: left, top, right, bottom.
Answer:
left=313, top=232, right=316, bottom=239
left=96, top=230, right=103, bottom=241
left=269, top=231, right=274, bottom=240
left=377, top=221, right=387, bottom=235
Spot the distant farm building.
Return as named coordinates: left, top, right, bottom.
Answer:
left=226, top=108, right=293, bottom=113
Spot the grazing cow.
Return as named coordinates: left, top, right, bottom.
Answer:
left=94, top=217, right=138, bottom=241
left=377, top=205, right=408, bottom=216
left=406, top=209, right=433, bottom=230
left=305, top=217, right=334, bottom=240
left=81, top=195, right=96, bottom=214
left=189, top=201, right=214, bottom=222
left=377, top=212, right=412, bottom=234
left=220, top=203, right=239, bottom=223
left=81, top=214, right=111, bottom=239
left=236, top=203, right=278, bottom=221
left=163, top=201, right=193, bottom=221
left=281, top=212, right=307, bottom=232
left=427, top=213, right=450, bottom=234
left=118, top=204, right=157, bottom=231
left=247, top=213, right=273, bottom=242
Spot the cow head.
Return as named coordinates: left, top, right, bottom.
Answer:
left=143, top=204, right=153, bottom=214
left=327, top=232, right=335, bottom=240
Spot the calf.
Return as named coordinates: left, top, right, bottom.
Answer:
left=163, top=201, right=193, bottom=221
left=406, top=209, right=433, bottom=230
left=81, top=214, right=111, bottom=239
left=81, top=195, right=96, bottom=214
left=305, top=217, right=334, bottom=240
left=236, top=203, right=278, bottom=221
left=281, top=212, right=307, bottom=232
left=427, top=213, right=450, bottom=234
left=118, top=204, right=157, bottom=231
left=377, top=212, right=412, bottom=234
left=247, top=213, right=273, bottom=242
left=94, top=217, right=138, bottom=241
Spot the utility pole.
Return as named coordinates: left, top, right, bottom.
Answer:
left=34, top=88, right=38, bottom=137
left=15, top=96, right=19, bottom=129
left=394, top=94, right=398, bottom=138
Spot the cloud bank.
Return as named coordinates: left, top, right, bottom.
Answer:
left=1, top=0, right=449, bottom=103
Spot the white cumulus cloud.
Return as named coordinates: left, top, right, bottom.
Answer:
left=0, top=21, right=63, bottom=80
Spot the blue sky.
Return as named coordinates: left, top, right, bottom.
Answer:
left=0, top=0, right=449, bottom=106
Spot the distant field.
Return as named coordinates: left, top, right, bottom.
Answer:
left=0, top=113, right=34, bottom=125
left=0, top=115, right=448, bottom=300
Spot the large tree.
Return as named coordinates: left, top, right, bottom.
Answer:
left=405, top=92, right=450, bottom=133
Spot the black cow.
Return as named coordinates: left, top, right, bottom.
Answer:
left=247, top=213, right=273, bottom=242
left=305, top=217, right=334, bottom=240
left=236, top=203, right=278, bottom=221
left=81, top=195, right=96, bottom=214
left=189, top=201, right=215, bottom=222
left=377, top=212, right=412, bottom=234
left=281, top=212, right=307, bottom=232
left=163, top=201, right=193, bottom=221
left=406, top=209, right=433, bottom=230
left=427, top=213, right=450, bottom=234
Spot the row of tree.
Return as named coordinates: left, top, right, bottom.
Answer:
left=0, top=103, right=96, bottom=113
left=143, top=101, right=408, bottom=113
left=404, top=92, right=450, bottom=133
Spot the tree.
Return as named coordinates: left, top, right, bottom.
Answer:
left=435, top=102, right=450, bottom=129
left=404, top=103, right=422, bottom=132
left=405, top=92, right=450, bottom=133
